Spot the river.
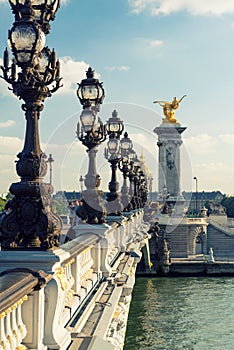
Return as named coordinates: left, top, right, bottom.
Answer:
left=124, top=277, right=234, bottom=350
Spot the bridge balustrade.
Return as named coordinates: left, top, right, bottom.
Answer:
left=0, top=210, right=148, bottom=350
left=0, top=269, right=51, bottom=350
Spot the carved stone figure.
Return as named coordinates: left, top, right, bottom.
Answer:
left=209, top=247, right=215, bottom=262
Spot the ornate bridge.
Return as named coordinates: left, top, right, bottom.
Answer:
left=0, top=210, right=151, bottom=350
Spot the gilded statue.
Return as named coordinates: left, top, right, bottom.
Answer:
left=154, top=95, right=186, bottom=124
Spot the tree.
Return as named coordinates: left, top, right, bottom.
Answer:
left=5, top=192, right=14, bottom=201
left=52, top=199, right=68, bottom=216
left=0, top=197, right=6, bottom=212
left=221, top=197, right=234, bottom=217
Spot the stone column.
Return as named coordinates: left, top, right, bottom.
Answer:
left=154, top=122, right=186, bottom=205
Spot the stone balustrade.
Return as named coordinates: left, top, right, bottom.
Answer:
left=0, top=295, right=27, bottom=350
left=0, top=269, right=52, bottom=350
left=0, top=209, right=149, bottom=350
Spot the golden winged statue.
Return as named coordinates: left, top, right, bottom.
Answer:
left=154, top=95, right=186, bottom=124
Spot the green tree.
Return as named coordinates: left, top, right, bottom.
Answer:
left=5, top=192, right=14, bottom=201
left=0, top=197, right=6, bottom=212
left=52, top=199, right=68, bottom=216
left=221, top=196, right=234, bottom=217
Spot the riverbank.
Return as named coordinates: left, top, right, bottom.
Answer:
left=137, top=258, right=234, bottom=277
left=170, top=260, right=234, bottom=276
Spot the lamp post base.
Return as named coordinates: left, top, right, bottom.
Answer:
left=0, top=181, right=62, bottom=250
left=76, top=189, right=106, bottom=224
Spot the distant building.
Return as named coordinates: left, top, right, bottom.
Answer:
left=53, top=191, right=82, bottom=202
left=182, top=190, right=225, bottom=213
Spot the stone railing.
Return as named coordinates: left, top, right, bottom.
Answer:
left=159, top=215, right=207, bottom=226
left=0, top=209, right=150, bottom=350
left=208, top=217, right=234, bottom=236
left=0, top=269, right=52, bottom=350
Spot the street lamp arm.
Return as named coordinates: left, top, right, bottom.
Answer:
left=50, top=77, right=63, bottom=93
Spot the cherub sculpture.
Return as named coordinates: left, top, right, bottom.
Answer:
left=154, top=95, right=186, bottom=124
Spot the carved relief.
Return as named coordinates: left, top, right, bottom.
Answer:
left=166, top=146, right=175, bottom=170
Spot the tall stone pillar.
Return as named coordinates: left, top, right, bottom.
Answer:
left=153, top=96, right=187, bottom=214
left=154, top=123, right=186, bottom=204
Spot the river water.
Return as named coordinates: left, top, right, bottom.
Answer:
left=124, top=277, right=234, bottom=350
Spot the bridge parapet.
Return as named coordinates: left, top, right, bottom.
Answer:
left=159, top=215, right=208, bottom=226
left=0, top=209, right=150, bottom=350
left=0, top=269, right=52, bottom=350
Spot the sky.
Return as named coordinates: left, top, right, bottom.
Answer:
left=1, top=0, right=234, bottom=195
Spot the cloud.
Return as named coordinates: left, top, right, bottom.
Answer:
left=56, top=57, right=89, bottom=95
left=0, top=120, right=15, bottom=128
left=105, top=66, right=130, bottom=72
left=184, top=133, right=219, bottom=154
left=219, top=134, right=234, bottom=145
left=0, top=136, right=23, bottom=194
left=60, top=0, right=70, bottom=4
left=128, top=0, right=234, bottom=16
left=183, top=133, right=234, bottom=193
left=148, top=39, right=164, bottom=48
left=133, top=37, right=164, bottom=51
left=0, top=136, right=23, bottom=154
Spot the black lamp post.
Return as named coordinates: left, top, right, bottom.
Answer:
left=138, top=169, right=148, bottom=208
left=76, top=68, right=106, bottom=224
left=79, top=175, right=84, bottom=193
left=119, top=132, right=133, bottom=211
left=125, top=150, right=138, bottom=210
left=0, top=0, right=62, bottom=249
left=46, top=153, right=54, bottom=185
left=77, top=67, right=105, bottom=111
left=132, top=156, right=142, bottom=209
left=193, top=176, right=198, bottom=216
left=105, top=110, right=124, bottom=215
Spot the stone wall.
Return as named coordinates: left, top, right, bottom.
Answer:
left=207, top=223, right=234, bottom=258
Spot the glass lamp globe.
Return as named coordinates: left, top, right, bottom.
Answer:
left=106, top=110, right=124, bottom=138
left=107, top=139, right=119, bottom=155
left=8, top=23, right=45, bottom=64
left=128, top=150, right=137, bottom=162
left=120, top=131, right=133, bottom=156
left=134, top=157, right=141, bottom=168
left=80, top=108, right=96, bottom=133
left=77, top=67, right=105, bottom=108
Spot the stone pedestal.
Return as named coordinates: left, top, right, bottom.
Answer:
left=154, top=122, right=186, bottom=211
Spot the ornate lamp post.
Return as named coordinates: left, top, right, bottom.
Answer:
left=126, top=150, right=137, bottom=210
left=138, top=169, right=148, bottom=207
left=193, top=176, right=198, bottom=216
left=119, top=132, right=133, bottom=211
left=105, top=110, right=124, bottom=215
left=76, top=68, right=106, bottom=224
left=127, top=150, right=146, bottom=210
left=79, top=175, right=84, bottom=193
left=46, top=153, right=54, bottom=185
left=0, top=0, right=62, bottom=249
left=131, top=155, right=142, bottom=210
left=77, top=67, right=105, bottom=111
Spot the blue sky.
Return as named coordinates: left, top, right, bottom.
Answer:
left=1, top=0, right=234, bottom=195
